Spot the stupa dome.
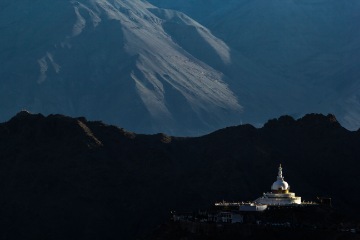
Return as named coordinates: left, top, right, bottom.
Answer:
left=271, top=179, right=289, bottom=191
left=271, top=164, right=290, bottom=191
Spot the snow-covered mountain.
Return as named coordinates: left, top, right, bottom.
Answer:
left=149, top=0, right=360, bottom=131
left=1, top=0, right=360, bottom=134
left=0, top=0, right=244, bottom=135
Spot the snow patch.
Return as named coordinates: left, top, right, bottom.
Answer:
left=74, top=1, right=102, bottom=28
left=46, top=52, right=61, bottom=73
left=37, top=57, right=48, bottom=84
left=37, top=52, right=61, bottom=84
left=72, top=6, right=86, bottom=36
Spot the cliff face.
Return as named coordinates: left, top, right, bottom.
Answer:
left=0, top=112, right=359, bottom=239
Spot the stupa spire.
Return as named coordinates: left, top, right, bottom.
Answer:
left=277, top=164, right=284, bottom=180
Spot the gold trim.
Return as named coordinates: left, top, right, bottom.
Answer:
left=272, top=189, right=289, bottom=194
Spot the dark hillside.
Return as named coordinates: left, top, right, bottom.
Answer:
left=0, top=111, right=359, bottom=239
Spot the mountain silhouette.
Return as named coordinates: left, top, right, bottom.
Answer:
left=0, top=111, right=359, bottom=239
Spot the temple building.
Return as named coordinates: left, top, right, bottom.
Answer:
left=254, top=164, right=301, bottom=205
left=172, top=164, right=324, bottom=226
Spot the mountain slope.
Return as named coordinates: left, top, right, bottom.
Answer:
left=0, top=0, right=242, bottom=136
left=148, top=0, right=360, bottom=131
left=0, top=112, right=360, bottom=239
left=2, top=0, right=360, bottom=134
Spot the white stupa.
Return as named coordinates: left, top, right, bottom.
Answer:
left=254, top=164, right=301, bottom=205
